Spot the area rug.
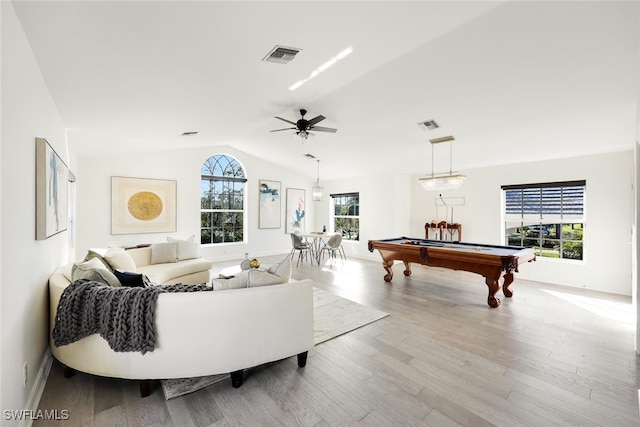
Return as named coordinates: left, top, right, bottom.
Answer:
left=160, top=287, right=388, bottom=399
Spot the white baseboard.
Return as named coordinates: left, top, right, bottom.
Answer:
left=20, top=347, right=53, bottom=427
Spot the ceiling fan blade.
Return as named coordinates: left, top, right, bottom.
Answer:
left=274, top=116, right=297, bottom=126
left=270, top=127, right=296, bottom=132
left=307, top=115, right=326, bottom=126
left=309, top=126, right=337, bottom=133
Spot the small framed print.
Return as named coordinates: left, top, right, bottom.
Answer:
left=259, top=180, right=281, bottom=229
left=285, top=188, right=306, bottom=234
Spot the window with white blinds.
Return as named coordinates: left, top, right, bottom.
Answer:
left=502, top=180, right=585, bottom=260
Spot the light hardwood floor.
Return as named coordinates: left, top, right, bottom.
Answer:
left=36, top=254, right=640, bottom=426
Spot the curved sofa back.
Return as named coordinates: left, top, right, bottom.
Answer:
left=126, top=246, right=152, bottom=268
left=48, top=268, right=314, bottom=380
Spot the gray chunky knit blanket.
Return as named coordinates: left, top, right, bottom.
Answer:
left=52, top=279, right=210, bottom=354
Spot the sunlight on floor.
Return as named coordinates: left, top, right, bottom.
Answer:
left=542, top=289, right=635, bottom=327
left=320, top=258, right=361, bottom=274
left=320, top=259, right=371, bottom=301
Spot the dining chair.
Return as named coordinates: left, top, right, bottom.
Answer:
left=335, top=230, right=347, bottom=260
left=290, top=232, right=311, bottom=266
left=320, top=233, right=345, bottom=264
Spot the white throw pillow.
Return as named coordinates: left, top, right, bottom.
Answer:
left=150, top=242, right=178, bottom=264
left=247, top=269, right=283, bottom=287
left=267, top=255, right=292, bottom=283
left=104, top=247, right=136, bottom=272
left=167, top=236, right=199, bottom=260
left=211, top=272, right=249, bottom=290
left=71, top=258, right=121, bottom=287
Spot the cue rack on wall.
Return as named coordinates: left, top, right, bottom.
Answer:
left=425, top=221, right=462, bottom=242
left=426, top=195, right=464, bottom=241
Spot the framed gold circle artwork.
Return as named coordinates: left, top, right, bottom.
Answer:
left=111, top=176, right=176, bottom=234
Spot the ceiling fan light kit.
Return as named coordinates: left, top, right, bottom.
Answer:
left=419, top=135, right=467, bottom=191
left=271, top=108, right=337, bottom=140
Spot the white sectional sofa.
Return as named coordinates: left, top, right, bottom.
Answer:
left=48, top=251, right=313, bottom=396
left=125, top=245, right=212, bottom=285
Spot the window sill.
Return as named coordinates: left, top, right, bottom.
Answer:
left=201, top=241, right=247, bottom=247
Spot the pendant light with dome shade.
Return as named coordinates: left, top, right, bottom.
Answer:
left=419, top=135, right=466, bottom=191
left=312, top=159, right=323, bottom=201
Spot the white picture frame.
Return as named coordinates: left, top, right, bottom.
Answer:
left=111, top=176, right=177, bottom=234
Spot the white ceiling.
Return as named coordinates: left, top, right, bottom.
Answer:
left=12, top=1, right=639, bottom=181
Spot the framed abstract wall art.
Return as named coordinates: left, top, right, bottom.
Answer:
left=36, top=137, right=69, bottom=240
left=111, top=176, right=177, bottom=234
left=259, top=180, right=281, bottom=229
left=285, top=188, right=306, bottom=234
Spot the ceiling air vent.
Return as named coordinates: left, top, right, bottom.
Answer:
left=418, top=119, right=439, bottom=132
left=263, top=45, right=302, bottom=64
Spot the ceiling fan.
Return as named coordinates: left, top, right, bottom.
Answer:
left=270, top=109, right=337, bottom=139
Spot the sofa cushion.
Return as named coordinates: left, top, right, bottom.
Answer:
left=71, top=258, right=121, bottom=287
left=104, top=247, right=137, bottom=272
left=167, top=236, right=199, bottom=260
left=137, top=257, right=212, bottom=285
left=150, top=242, right=178, bottom=264
left=267, top=255, right=292, bottom=283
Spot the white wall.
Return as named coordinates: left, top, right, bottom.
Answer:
left=313, top=173, right=412, bottom=261
left=1, top=2, right=74, bottom=421
left=635, top=143, right=639, bottom=352
left=76, top=146, right=314, bottom=262
left=410, top=150, right=634, bottom=295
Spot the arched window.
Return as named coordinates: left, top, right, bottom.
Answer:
left=200, top=154, right=247, bottom=244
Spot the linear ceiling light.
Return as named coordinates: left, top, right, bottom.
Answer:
left=289, top=46, right=353, bottom=91
left=419, top=136, right=466, bottom=191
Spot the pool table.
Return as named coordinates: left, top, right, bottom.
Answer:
left=368, top=237, right=536, bottom=308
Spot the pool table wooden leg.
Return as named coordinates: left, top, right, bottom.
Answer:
left=502, top=272, right=514, bottom=298
left=485, top=278, right=501, bottom=308
left=402, top=261, right=412, bottom=277
left=382, top=260, right=394, bottom=282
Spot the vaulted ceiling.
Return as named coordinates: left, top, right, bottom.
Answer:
left=12, top=1, right=639, bottom=181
